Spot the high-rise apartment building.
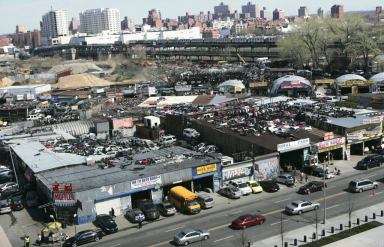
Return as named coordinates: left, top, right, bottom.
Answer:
left=273, top=8, right=285, bottom=20
left=69, top=17, right=80, bottom=34
left=331, top=4, right=344, bottom=18
left=298, top=6, right=309, bottom=18
left=41, top=10, right=68, bottom=38
left=16, top=25, right=27, bottom=33
left=242, top=2, right=259, bottom=18
left=260, top=7, right=271, bottom=20
left=79, top=8, right=121, bottom=34
left=214, top=2, right=231, bottom=18
left=121, top=17, right=135, bottom=31
left=146, top=9, right=162, bottom=28
left=317, top=8, right=324, bottom=17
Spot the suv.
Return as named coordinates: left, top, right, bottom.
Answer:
left=157, top=201, right=176, bottom=216
left=183, top=128, right=200, bottom=139
left=159, top=135, right=177, bottom=146
left=275, top=174, right=295, bottom=186
left=356, top=155, right=384, bottom=170
left=197, top=194, right=215, bottom=209
left=348, top=179, right=378, bottom=193
left=135, top=199, right=160, bottom=220
left=228, top=181, right=252, bottom=196
left=285, top=200, right=320, bottom=215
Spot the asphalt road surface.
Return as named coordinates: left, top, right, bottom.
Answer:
left=87, top=167, right=384, bottom=247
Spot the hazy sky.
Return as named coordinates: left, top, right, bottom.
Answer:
left=0, top=0, right=382, bottom=34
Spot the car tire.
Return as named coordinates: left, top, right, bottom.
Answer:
left=298, top=210, right=303, bottom=215
left=72, top=243, right=77, bottom=247
left=314, top=206, right=319, bottom=210
left=260, top=220, right=265, bottom=224
left=94, top=236, right=99, bottom=242
left=204, top=235, right=209, bottom=240
left=359, top=189, right=363, bottom=193
left=184, top=241, right=189, bottom=246
left=374, top=185, right=378, bottom=189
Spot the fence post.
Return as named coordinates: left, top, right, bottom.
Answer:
left=381, top=210, right=384, bottom=217
left=303, top=235, right=307, bottom=243
left=373, top=213, right=376, bottom=219
left=312, top=232, right=316, bottom=240
left=331, top=226, right=334, bottom=233
left=322, top=229, right=325, bottom=236
left=348, top=221, right=351, bottom=228
left=357, top=218, right=360, bottom=225
left=365, top=215, right=369, bottom=222
left=284, top=242, right=288, bottom=247
left=294, top=239, right=297, bottom=246
left=340, top=224, right=343, bottom=231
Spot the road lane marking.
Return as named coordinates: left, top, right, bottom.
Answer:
left=165, top=226, right=184, bottom=232
left=270, top=219, right=289, bottom=226
left=148, top=241, right=170, bottom=247
left=274, top=198, right=290, bottom=203
left=326, top=204, right=340, bottom=210
left=110, top=244, right=121, bottom=247
left=228, top=210, right=243, bottom=215
left=214, top=235, right=233, bottom=243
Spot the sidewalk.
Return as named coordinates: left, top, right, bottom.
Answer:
left=250, top=201, right=384, bottom=247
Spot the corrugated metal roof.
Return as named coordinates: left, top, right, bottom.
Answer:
left=370, top=72, right=384, bottom=82
left=335, top=74, right=366, bottom=84
left=53, top=120, right=94, bottom=137
left=10, top=141, right=86, bottom=173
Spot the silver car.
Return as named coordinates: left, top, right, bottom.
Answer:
left=174, top=228, right=210, bottom=246
left=349, top=179, right=378, bottom=193
left=285, top=200, right=320, bottom=215
left=218, top=187, right=241, bottom=199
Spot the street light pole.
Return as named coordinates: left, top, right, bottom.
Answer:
left=323, top=161, right=326, bottom=226
left=74, top=214, right=77, bottom=235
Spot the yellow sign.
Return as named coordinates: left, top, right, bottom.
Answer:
left=196, top=164, right=217, bottom=175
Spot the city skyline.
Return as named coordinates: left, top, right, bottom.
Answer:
left=0, top=0, right=382, bottom=34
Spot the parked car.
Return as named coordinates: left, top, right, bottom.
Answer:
left=259, top=180, right=280, bottom=193
left=197, top=193, right=215, bottom=209
left=183, top=128, right=200, bottom=139
left=10, top=194, right=24, bottom=211
left=64, top=229, right=103, bottom=247
left=305, top=167, right=333, bottom=179
left=348, top=179, right=378, bottom=193
left=218, top=187, right=241, bottom=199
left=275, top=174, right=295, bottom=186
left=135, top=199, right=160, bottom=220
left=203, top=145, right=217, bottom=154
left=228, top=181, right=252, bottom=196
left=231, top=214, right=266, bottom=229
left=0, top=182, right=17, bottom=191
left=93, top=214, right=118, bottom=234
left=246, top=180, right=263, bottom=193
left=159, top=135, right=177, bottom=146
left=174, top=228, right=210, bottom=246
left=194, top=142, right=206, bottom=152
left=0, top=200, right=11, bottom=214
left=157, top=201, right=176, bottom=216
left=298, top=181, right=327, bottom=194
left=356, top=155, right=384, bottom=170
left=125, top=208, right=145, bottom=223
left=285, top=200, right=320, bottom=215
left=0, top=182, right=21, bottom=199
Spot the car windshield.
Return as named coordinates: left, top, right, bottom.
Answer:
left=238, top=183, right=247, bottom=188
left=250, top=183, right=259, bottom=187
left=186, top=201, right=199, bottom=206
left=143, top=204, right=154, bottom=210
left=165, top=204, right=174, bottom=209
left=231, top=187, right=239, bottom=192
left=204, top=197, right=213, bottom=202
left=177, top=232, right=186, bottom=238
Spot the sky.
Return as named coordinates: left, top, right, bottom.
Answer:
left=0, top=0, right=383, bottom=34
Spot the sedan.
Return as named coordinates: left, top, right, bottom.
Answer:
left=174, top=228, right=210, bottom=246
left=64, top=229, right=103, bottom=247
left=93, top=214, right=118, bottom=234
left=298, top=181, right=327, bottom=194
left=231, top=214, right=266, bottom=229
left=218, top=187, right=241, bottom=199
left=285, top=200, right=320, bottom=215
left=259, top=180, right=280, bottom=193
left=157, top=201, right=176, bottom=216
left=125, top=208, right=145, bottom=223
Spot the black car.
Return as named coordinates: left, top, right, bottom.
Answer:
left=10, top=195, right=24, bottom=211
left=298, top=181, right=327, bottom=194
left=0, top=183, right=22, bottom=200
left=93, top=214, right=118, bottom=234
left=259, top=180, right=280, bottom=192
left=125, top=208, right=145, bottom=223
left=135, top=199, right=160, bottom=221
left=64, top=229, right=103, bottom=247
left=356, top=155, right=384, bottom=170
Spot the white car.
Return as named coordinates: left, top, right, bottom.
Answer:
left=228, top=181, right=252, bottom=196
left=159, top=135, right=177, bottom=146
left=183, top=128, right=200, bottom=139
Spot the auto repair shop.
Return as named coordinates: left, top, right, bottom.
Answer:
left=221, top=160, right=254, bottom=185
left=277, top=138, right=311, bottom=171
left=316, top=136, right=345, bottom=163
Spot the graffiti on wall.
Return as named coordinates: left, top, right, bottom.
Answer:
left=254, top=157, right=279, bottom=181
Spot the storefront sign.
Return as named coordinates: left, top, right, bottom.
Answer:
left=347, top=124, right=382, bottom=142
left=222, top=166, right=253, bottom=181
left=52, top=183, right=72, bottom=192
left=316, top=137, right=345, bottom=150
left=363, top=116, right=382, bottom=124
left=196, top=164, right=217, bottom=175
left=323, top=132, right=334, bottom=140
left=277, top=138, right=310, bottom=152
left=53, top=192, right=76, bottom=206
left=131, top=175, right=162, bottom=189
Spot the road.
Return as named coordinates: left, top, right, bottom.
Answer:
left=88, top=167, right=384, bottom=247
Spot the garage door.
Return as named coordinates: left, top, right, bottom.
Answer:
left=95, top=198, right=122, bottom=216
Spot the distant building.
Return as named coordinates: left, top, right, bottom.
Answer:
left=212, top=18, right=234, bottom=30
left=121, top=17, right=135, bottom=31
left=242, top=1, right=259, bottom=18
left=273, top=8, right=285, bottom=20
left=317, top=8, right=324, bottom=17
left=41, top=10, right=68, bottom=38
left=331, top=4, right=344, bottom=18
left=79, top=8, right=121, bottom=34
left=146, top=9, right=162, bottom=28
left=16, top=25, right=27, bottom=33
left=260, top=7, right=272, bottom=20
left=214, top=2, right=231, bottom=18
left=298, top=6, right=309, bottom=18
left=69, top=17, right=80, bottom=34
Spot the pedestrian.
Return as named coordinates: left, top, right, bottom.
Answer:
left=138, top=220, right=142, bottom=229
left=36, top=233, right=42, bottom=246
left=300, top=171, right=304, bottom=183
left=24, top=235, right=30, bottom=247
left=305, top=174, right=308, bottom=183
left=111, top=207, right=115, bottom=218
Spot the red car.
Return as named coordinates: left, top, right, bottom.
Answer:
left=231, top=214, right=266, bottom=229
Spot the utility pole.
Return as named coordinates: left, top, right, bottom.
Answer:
left=280, top=212, right=284, bottom=247
left=322, top=160, right=326, bottom=226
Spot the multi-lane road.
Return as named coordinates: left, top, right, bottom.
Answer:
left=89, top=167, right=384, bottom=247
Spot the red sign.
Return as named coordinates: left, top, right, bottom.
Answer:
left=52, top=183, right=73, bottom=192
left=53, top=193, right=75, bottom=201
left=376, top=6, right=382, bottom=14
left=323, top=132, right=334, bottom=140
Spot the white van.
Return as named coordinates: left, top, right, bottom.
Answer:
left=159, top=135, right=177, bottom=146
left=26, top=114, right=43, bottom=121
